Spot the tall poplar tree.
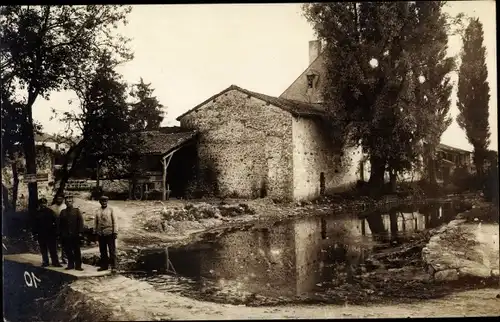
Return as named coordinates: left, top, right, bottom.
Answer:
left=457, top=18, right=490, bottom=180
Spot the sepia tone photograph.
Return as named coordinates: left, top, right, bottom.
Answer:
left=1, top=1, right=498, bottom=321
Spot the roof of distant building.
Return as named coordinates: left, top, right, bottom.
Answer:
left=133, top=130, right=197, bottom=156
left=437, top=143, right=472, bottom=154
left=34, top=132, right=79, bottom=146
left=176, top=84, right=326, bottom=121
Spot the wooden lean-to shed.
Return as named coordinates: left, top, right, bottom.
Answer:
left=129, top=128, right=198, bottom=200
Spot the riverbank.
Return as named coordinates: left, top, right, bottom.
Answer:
left=45, top=276, right=500, bottom=321
left=423, top=200, right=499, bottom=281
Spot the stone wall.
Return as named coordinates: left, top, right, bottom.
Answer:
left=179, top=89, right=293, bottom=200
left=292, top=117, right=363, bottom=200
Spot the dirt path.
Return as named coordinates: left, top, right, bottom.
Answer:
left=65, top=276, right=500, bottom=320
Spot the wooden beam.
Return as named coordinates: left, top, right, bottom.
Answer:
left=162, top=148, right=180, bottom=201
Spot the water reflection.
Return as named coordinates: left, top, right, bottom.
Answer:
left=166, top=202, right=460, bottom=298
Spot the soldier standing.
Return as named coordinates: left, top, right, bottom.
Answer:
left=33, top=198, right=62, bottom=267
left=94, top=196, right=118, bottom=272
left=51, top=193, right=67, bottom=264
left=59, top=195, right=84, bottom=271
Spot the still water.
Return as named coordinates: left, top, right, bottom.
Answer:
left=129, top=201, right=467, bottom=301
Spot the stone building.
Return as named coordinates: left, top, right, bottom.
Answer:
left=176, top=85, right=362, bottom=201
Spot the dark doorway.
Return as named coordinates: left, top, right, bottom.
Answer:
left=320, top=172, right=325, bottom=196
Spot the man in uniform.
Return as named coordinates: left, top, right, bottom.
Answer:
left=51, top=193, right=67, bottom=264
left=94, top=196, right=118, bottom=272
left=59, top=195, right=84, bottom=271
left=33, top=198, right=62, bottom=267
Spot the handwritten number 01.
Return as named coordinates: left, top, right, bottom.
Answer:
left=24, top=271, right=41, bottom=288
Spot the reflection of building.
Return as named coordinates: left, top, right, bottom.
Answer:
left=172, top=215, right=370, bottom=297
left=168, top=203, right=454, bottom=298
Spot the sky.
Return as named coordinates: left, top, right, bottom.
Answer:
left=33, top=2, right=497, bottom=151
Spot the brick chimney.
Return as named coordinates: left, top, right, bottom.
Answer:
left=309, top=40, right=322, bottom=64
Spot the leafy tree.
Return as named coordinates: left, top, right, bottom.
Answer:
left=303, top=3, right=420, bottom=194
left=483, top=150, right=498, bottom=203
left=303, top=2, right=458, bottom=195
left=412, top=2, right=455, bottom=186
left=457, top=18, right=490, bottom=180
left=0, top=5, right=132, bottom=213
left=1, top=86, right=43, bottom=211
left=129, top=78, right=165, bottom=130
left=55, top=51, right=137, bottom=195
left=1, top=90, right=24, bottom=212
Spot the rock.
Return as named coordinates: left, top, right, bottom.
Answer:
left=448, top=219, right=466, bottom=227
left=436, top=226, right=448, bottom=234
left=491, top=269, right=499, bottom=277
left=434, top=269, right=459, bottom=281
left=458, top=265, right=492, bottom=278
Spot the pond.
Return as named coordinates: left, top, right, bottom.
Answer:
left=126, top=201, right=471, bottom=304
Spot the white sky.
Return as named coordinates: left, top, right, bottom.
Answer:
left=33, top=2, right=497, bottom=151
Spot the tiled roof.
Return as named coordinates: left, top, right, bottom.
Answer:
left=176, top=85, right=326, bottom=121
left=437, top=143, right=471, bottom=154
left=133, top=130, right=197, bottom=155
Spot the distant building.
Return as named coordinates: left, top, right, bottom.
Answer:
left=126, top=128, right=198, bottom=200
left=32, top=133, right=75, bottom=183
left=433, top=143, right=473, bottom=184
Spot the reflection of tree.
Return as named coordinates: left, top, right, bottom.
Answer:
left=427, top=206, right=441, bottom=228
left=389, top=209, right=399, bottom=235
left=366, top=212, right=387, bottom=242
left=441, top=203, right=454, bottom=221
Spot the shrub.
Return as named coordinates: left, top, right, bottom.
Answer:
left=450, top=165, right=477, bottom=193
left=483, top=162, right=499, bottom=203
left=416, top=179, right=444, bottom=197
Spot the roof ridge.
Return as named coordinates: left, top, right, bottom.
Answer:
left=176, top=84, right=326, bottom=121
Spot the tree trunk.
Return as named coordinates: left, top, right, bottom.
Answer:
left=22, top=105, right=38, bottom=216
left=368, top=155, right=386, bottom=196
left=473, top=151, right=485, bottom=188
left=428, top=156, right=437, bottom=186
left=2, top=183, right=12, bottom=213
left=96, top=160, right=101, bottom=188
left=11, top=161, right=19, bottom=213
left=56, top=143, right=84, bottom=197
left=389, top=170, right=397, bottom=194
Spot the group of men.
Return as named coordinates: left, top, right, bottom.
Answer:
left=33, top=194, right=118, bottom=272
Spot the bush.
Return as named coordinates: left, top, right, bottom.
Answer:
left=416, top=179, right=444, bottom=197
left=483, top=162, right=499, bottom=203
left=450, top=165, right=477, bottom=193
left=90, top=187, right=103, bottom=200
